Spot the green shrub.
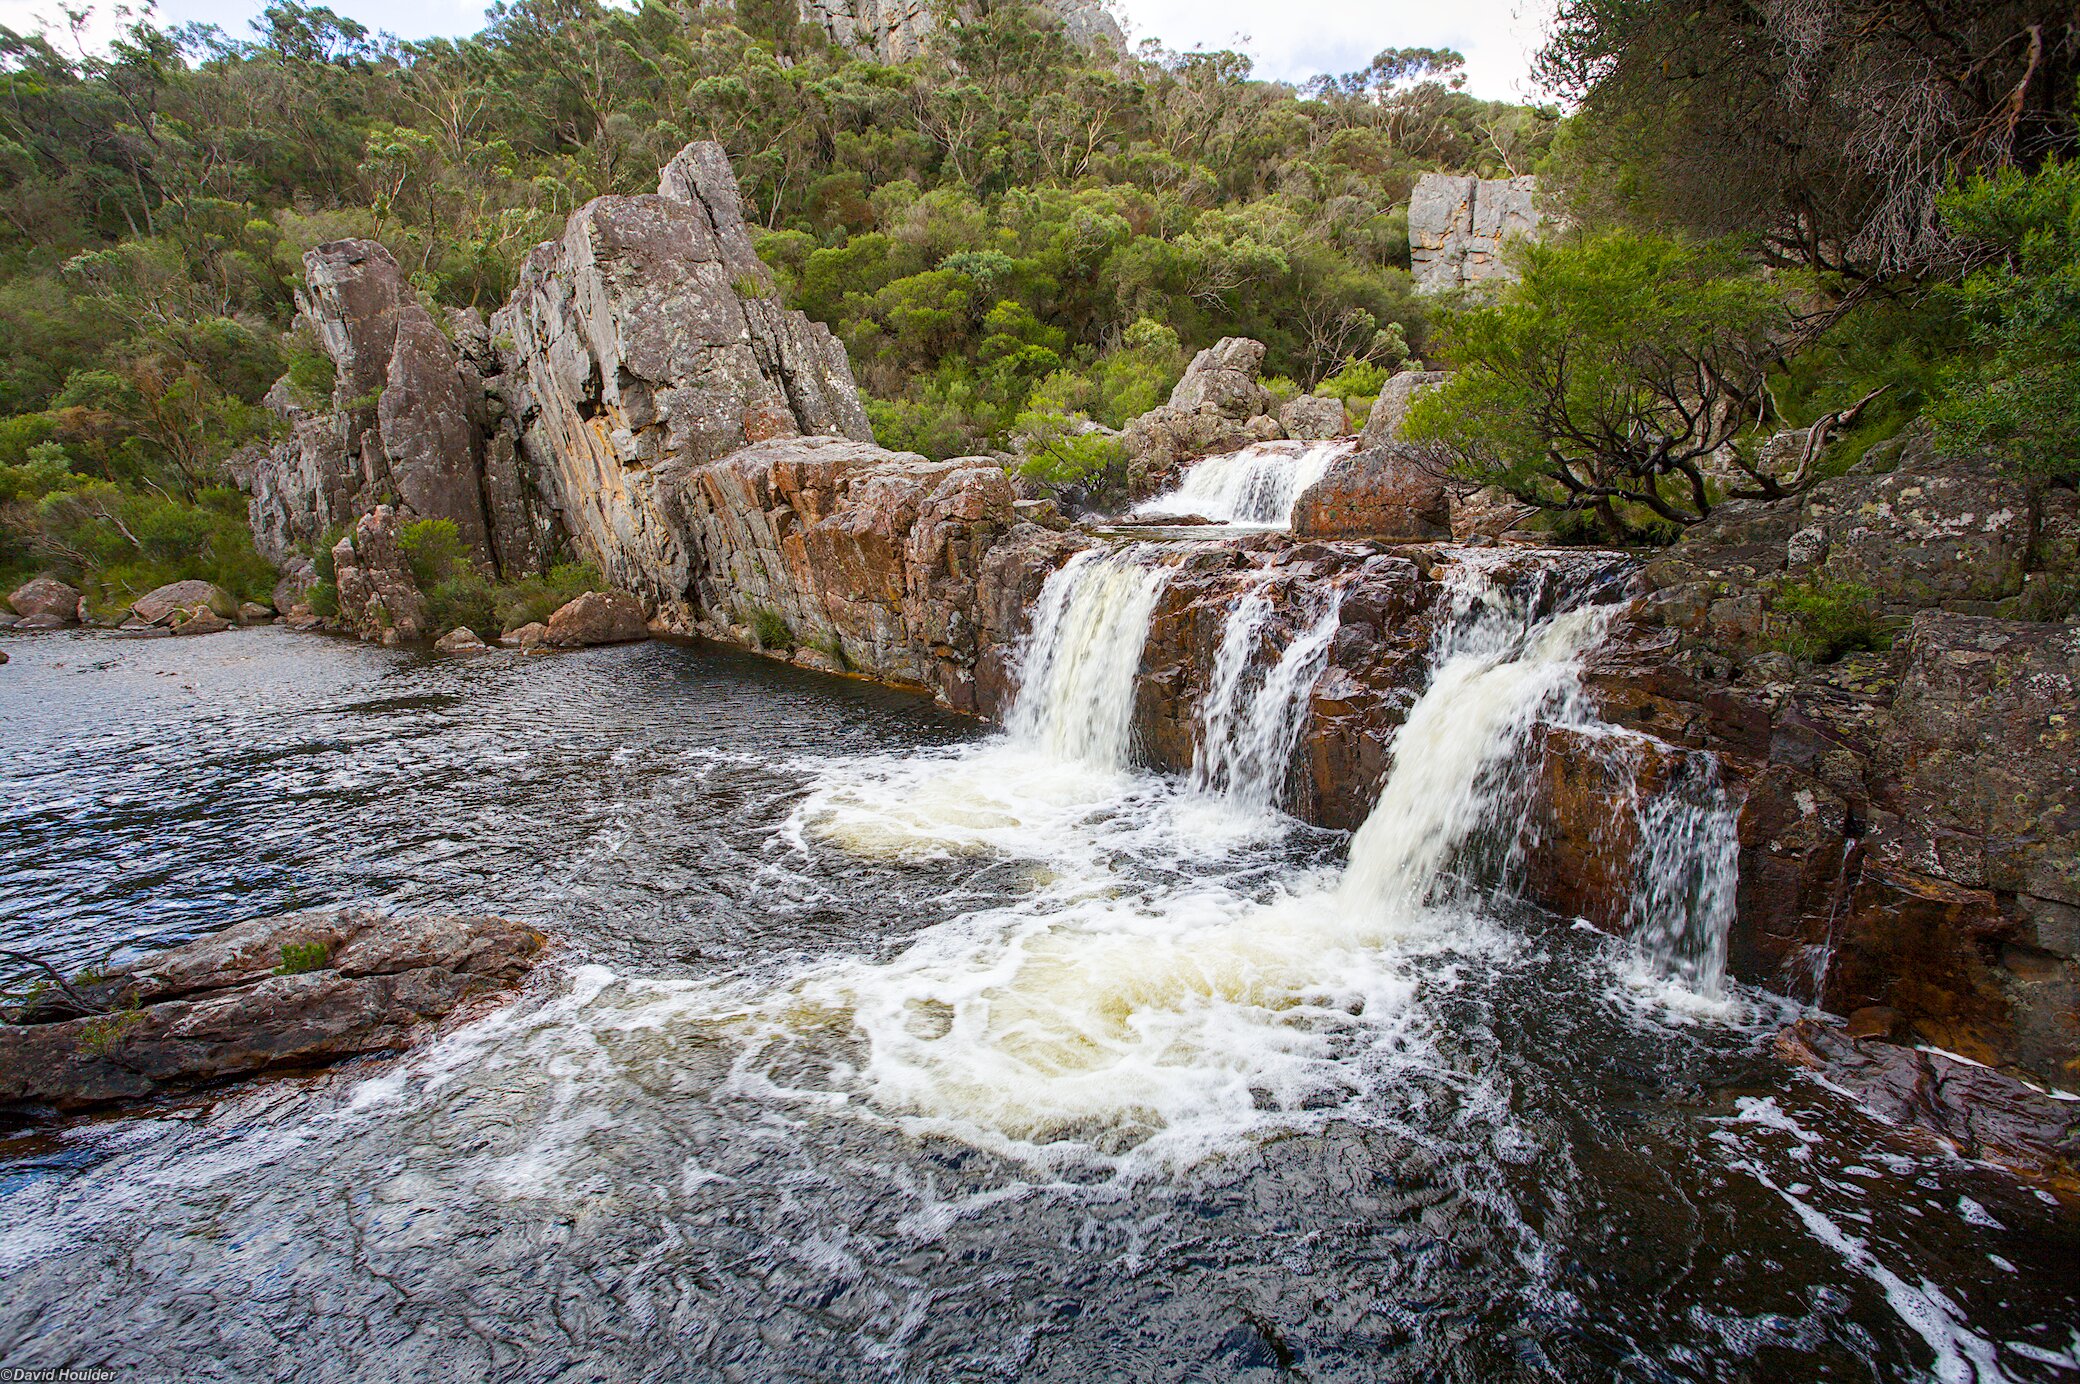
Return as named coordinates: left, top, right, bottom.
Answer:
left=77, top=1001, right=144, bottom=1057
left=1768, top=578, right=1889, bottom=662
left=275, top=941, right=331, bottom=975
left=492, top=560, right=602, bottom=632
left=306, top=579, right=339, bottom=618
left=425, top=571, right=498, bottom=636
left=398, top=517, right=470, bottom=586
left=744, top=603, right=792, bottom=650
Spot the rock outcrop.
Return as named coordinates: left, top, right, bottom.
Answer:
left=331, top=505, right=429, bottom=645
left=682, top=435, right=1065, bottom=707
left=1120, top=337, right=1283, bottom=492
left=1587, top=432, right=2080, bottom=1084
left=797, top=0, right=1120, bottom=61
left=1279, top=394, right=1348, bottom=441
left=0, top=908, right=545, bottom=1113
left=240, top=240, right=556, bottom=579
left=1409, top=173, right=1544, bottom=292
left=1361, top=369, right=1449, bottom=447
left=492, top=142, right=873, bottom=628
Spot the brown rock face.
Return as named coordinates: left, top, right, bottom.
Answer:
left=546, top=590, right=649, bottom=647
left=1290, top=444, right=1452, bottom=541
left=0, top=908, right=546, bottom=1113
left=8, top=575, right=79, bottom=623
left=332, top=505, right=429, bottom=645
left=492, top=142, right=872, bottom=627
left=1775, top=1018, right=2078, bottom=1195
left=682, top=436, right=1068, bottom=709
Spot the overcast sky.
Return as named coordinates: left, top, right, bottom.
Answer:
left=0, top=0, right=1560, bottom=103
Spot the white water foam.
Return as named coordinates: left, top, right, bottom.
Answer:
left=1133, top=440, right=1352, bottom=527
left=1191, top=583, right=1343, bottom=813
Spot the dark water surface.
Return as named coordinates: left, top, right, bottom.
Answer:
left=0, top=628, right=2074, bottom=1382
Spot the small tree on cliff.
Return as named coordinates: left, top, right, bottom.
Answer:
left=1405, top=231, right=1879, bottom=542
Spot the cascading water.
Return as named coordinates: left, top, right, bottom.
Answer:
left=1191, top=583, right=1343, bottom=813
left=1134, top=439, right=1352, bottom=527
left=1004, top=547, right=1170, bottom=767
left=1621, top=768, right=1739, bottom=996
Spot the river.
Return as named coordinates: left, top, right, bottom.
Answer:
left=1, top=571, right=2075, bottom=1380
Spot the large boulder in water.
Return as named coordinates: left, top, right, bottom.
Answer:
left=545, top=590, right=648, bottom=647
left=1279, top=394, right=1348, bottom=441
left=132, top=579, right=235, bottom=625
left=8, top=575, right=79, bottom=624
left=0, top=907, right=547, bottom=1113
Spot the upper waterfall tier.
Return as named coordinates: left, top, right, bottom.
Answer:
left=1132, top=440, right=1355, bottom=528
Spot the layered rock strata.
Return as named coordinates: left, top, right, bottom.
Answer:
left=797, top=0, right=1121, bottom=61
left=491, top=146, right=874, bottom=628
left=0, top=908, right=546, bottom=1112
left=241, top=240, right=556, bottom=577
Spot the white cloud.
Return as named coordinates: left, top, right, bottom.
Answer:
left=1111, top=0, right=1558, bottom=103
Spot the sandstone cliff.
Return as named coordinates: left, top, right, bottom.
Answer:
left=797, top=0, right=1121, bottom=62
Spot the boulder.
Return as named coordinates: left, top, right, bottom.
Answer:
left=500, top=622, right=550, bottom=649
left=545, top=590, right=648, bottom=647
left=132, top=579, right=235, bottom=625
left=1290, top=444, right=1452, bottom=541
left=238, top=601, right=273, bottom=624
left=169, top=605, right=232, bottom=636
left=8, top=576, right=79, bottom=623
left=12, top=613, right=69, bottom=631
left=1120, top=337, right=1278, bottom=488
left=0, top=908, right=546, bottom=1113
left=1279, top=394, right=1349, bottom=441
left=332, top=505, right=429, bottom=644
left=1360, top=370, right=1450, bottom=448
left=1409, top=172, right=1544, bottom=291
left=435, top=627, right=489, bottom=652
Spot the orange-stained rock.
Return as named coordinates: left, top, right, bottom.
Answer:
left=1290, top=444, right=1452, bottom=541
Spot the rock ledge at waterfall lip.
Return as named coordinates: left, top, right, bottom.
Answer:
left=0, top=908, right=547, bottom=1115
left=1774, top=1017, right=2080, bottom=1197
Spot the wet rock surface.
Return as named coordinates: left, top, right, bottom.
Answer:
left=1120, top=337, right=1281, bottom=491
left=0, top=907, right=546, bottom=1113
left=1775, top=1018, right=2079, bottom=1195
left=545, top=590, right=649, bottom=647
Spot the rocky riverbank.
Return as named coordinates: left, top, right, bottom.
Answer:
left=0, top=908, right=546, bottom=1113
left=22, top=139, right=2068, bottom=1126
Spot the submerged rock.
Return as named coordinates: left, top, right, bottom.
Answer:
left=0, top=908, right=546, bottom=1113
left=1775, top=1017, right=2078, bottom=1196
left=8, top=576, right=79, bottom=625
left=500, top=621, right=550, bottom=649
left=168, top=605, right=232, bottom=636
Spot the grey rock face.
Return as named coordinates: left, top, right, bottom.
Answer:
left=1361, top=369, right=1451, bottom=447
left=1409, top=173, right=1544, bottom=292
left=332, top=505, right=428, bottom=644
left=243, top=241, right=555, bottom=578
left=1121, top=337, right=1281, bottom=490
left=1279, top=394, right=1349, bottom=441
left=493, top=141, right=872, bottom=628
left=797, top=0, right=1120, bottom=61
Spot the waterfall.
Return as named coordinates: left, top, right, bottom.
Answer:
left=1336, top=561, right=1612, bottom=916
left=1192, top=585, right=1342, bottom=813
left=1134, top=440, right=1352, bottom=527
left=1004, top=548, right=1169, bottom=769
left=1623, top=778, right=1738, bottom=995
left=1334, top=554, right=1739, bottom=996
